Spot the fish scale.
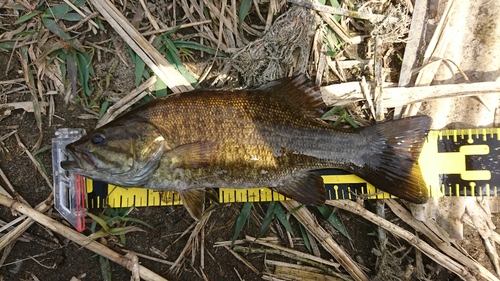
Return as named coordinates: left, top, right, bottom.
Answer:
left=61, top=75, right=431, bottom=220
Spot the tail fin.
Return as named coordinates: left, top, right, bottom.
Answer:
left=354, top=116, right=432, bottom=203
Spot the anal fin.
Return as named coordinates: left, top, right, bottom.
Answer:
left=180, top=189, right=205, bottom=220
left=273, top=172, right=326, bottom=205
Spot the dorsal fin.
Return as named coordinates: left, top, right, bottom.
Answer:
left=254, top=74, right=325, bottom=117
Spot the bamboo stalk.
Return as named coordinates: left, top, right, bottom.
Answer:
left=0, top=194, right=168, bottom=281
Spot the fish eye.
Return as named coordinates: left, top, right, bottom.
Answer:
left=91, top=133, right=105, bottom=145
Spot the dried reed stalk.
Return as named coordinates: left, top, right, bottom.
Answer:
left=326, top=200, right=478, bottom=281
left=0, top=194, right=168, bottom=281
left=281, top=201, right=370, bottom=281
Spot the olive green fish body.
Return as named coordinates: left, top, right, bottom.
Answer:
left=62, top=75, right=432, bottom=220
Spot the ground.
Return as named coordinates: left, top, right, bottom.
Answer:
left=0, top=0, right=499, bottom=280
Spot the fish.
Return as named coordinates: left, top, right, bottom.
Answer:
left=61, top=74, right=432, bottom=220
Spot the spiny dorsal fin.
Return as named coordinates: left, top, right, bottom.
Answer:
left=254, top=74, right=325, bottom=118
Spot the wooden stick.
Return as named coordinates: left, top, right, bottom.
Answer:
left=61, top=0, right=99, bottom=28
left=15, top=134, right=52, bottom=189
left=97, top=76, right=157, bottom=127
left=0, top=194, right=52, bottom=251
left=245, top=235, right=341, bottom=269
left=88, top=0, right=193, bottom=93
left=385, top=199, right=499, bottom=281
left=0, top=194, right=168, bottom=281
left=281, top=201, right=370, bottom=281
left=223, top=246, right=260, bottom=274
left=141, top=20, right=212, bottom=36
left=287, top=0, right=399, bottom=23
left=326, top=200, right=477, bottom=281
left=320, top=81, right=500, bottom=107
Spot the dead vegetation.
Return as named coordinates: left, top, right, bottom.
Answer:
left=1, top=0, right=500, bottom=280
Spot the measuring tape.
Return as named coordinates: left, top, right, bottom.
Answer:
left=52, top=128, right=500, bottom=231
left=80, top=128, right=499, bottom=208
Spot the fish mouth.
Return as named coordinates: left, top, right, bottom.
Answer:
left=61, top=147, right=96, bottom=172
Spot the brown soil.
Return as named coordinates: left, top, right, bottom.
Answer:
left=0, top=1, right=498, bottom=281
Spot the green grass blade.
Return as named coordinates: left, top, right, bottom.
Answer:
left=154, top=77, right=168, bottom=98
left=298, top=223, right=312, bottom=253
left=344, top=113, right=359, bottom=128
left=120, top=217, right=155, bottom=229
left=130, top=50, right=146, bottom=86
left=321, top=106, right=343, bottom=119
left=44, top=0, right=86, bottom=20
left=173, top=41, right=225, bottom=56
left=65, top=51, right=78, bottom=99
left=274, top=204, right=294, bottom=237
left=75, top=50, right=94, bottom=96
left=41, top=17, right=71, bottom=40
left=257, top=202, right=279, bottom=237
left=56, top=13, right=83, bottom=21
left=316, top=205, right=351, bottom=239
left=238, top=0, right=253, bottom=26
left=165, top=46, right=198, bottom=85
left=99, top=100, right=110, bottom=118
left=87, top=212, right=110, bottom=233
left=99, top=256, right=112, bottom=281
left=33, top=145, right=51, bottom=175
left=231, top=202, right=253, bottom=246
left=14, top=11, right=40, bottom=24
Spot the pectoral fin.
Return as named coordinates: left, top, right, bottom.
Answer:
left=180, top=189, right=205, bottom=220
left=274, top=172, right=326, bottom=205
left=166, top=142, right=219, bottom=169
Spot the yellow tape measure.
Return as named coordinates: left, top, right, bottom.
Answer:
left=84, top=128, right=500, bottom=208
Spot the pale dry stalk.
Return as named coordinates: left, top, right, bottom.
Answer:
left=0, top=194, right=168, bottom=281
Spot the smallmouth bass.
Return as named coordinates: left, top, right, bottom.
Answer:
left=61, top=75, right=432, bottom=220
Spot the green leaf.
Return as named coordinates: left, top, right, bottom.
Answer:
left=87, top=212, right=110, bottom=232
left=321, top=106, right=343, bottom=119
left=57, top=13, right=84, bottom=21
left=0, top=41, right=16, bottom=50
left=298, top=223, right=312, bottom=253
left=75, top=50, right=94, bottom=96
left=257, top=202, right=279, bottom=238
left=66, top=50, right=78, bottom=99
left=231, top=202, right=253, bottom=246
left=133, top=53, right=146, bottom=86
left=14, top=11, right=40, bottom=25
left=238, top=0, right=253, bottom=26
left=316, top=205, right=351, bottom=239
left=275, top=204, right=294, bottom=237
left=160, top=22, right=185, bottom=37
left=44, top=0, right=86, bottom=20
left=33, top=145, right=51, bottom=175
left=173, top=41, right=225, bottom=56
left=41, top=17, right=71, bottom=40
left=99, top=100, right=110, bottom=118
left=100, top=256, right=112, bottom=281
left=344, top=113, right=359, bottom=128
left=108, top=225, right=145, bottom=236
left=154, top=77, right=168, bottom=98
left=120, top=217, right=155, bottom=229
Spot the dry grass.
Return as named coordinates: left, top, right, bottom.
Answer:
left=0, top=0, right=499, bottom=280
